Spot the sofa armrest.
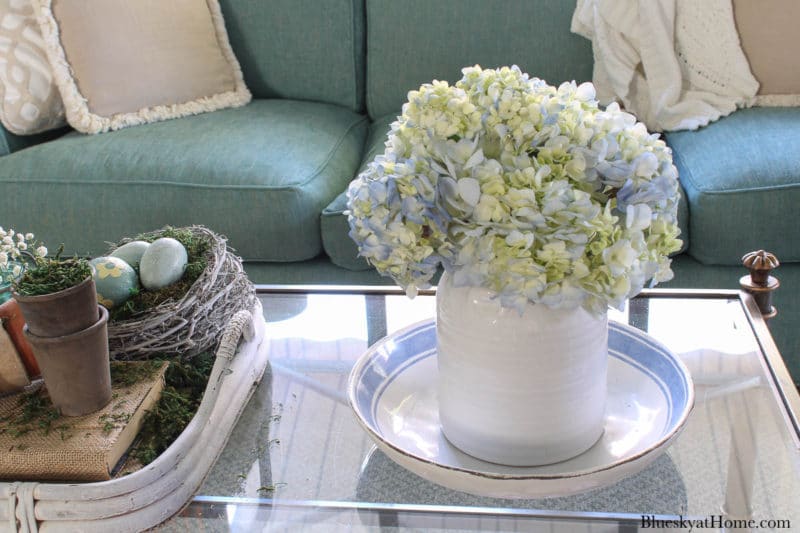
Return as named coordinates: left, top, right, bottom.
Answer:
left=0, top=124, right=70, bottom=157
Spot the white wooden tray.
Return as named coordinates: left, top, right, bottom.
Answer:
left=0, top=299, right=269, bottom=533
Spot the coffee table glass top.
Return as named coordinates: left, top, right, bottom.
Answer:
left=160, top=288, right=800, bottom=532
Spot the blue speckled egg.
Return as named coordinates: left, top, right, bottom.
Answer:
left=139, top=237, right=188, bottom=290
left=90, top=256, right=139, bottom=308
left=110, top=240, right=150, bottom=270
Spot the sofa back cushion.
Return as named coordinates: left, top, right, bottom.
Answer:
left=219, top=0, right=365, bottom=112
left=366, top=0, right=593, bottom=119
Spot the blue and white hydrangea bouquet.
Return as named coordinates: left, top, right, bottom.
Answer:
left=347, top=66, right=682, bottom=314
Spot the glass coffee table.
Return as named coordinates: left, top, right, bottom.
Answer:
left=158, top=286, right=800, bottom=532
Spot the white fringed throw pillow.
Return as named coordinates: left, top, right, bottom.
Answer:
left=33, top=0, right=251, bottom=134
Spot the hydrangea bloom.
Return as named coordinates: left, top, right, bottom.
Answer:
left=347, top=66, right=682, bottom=314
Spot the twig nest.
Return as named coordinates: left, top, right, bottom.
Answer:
left=106, top=226, right=255, bottom=360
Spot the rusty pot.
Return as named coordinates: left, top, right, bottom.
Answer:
left=13, top=276, right=98, bottom=338
left=24, top=305, right=111, bottom=416
left=0, top=296, right=40, bottom=378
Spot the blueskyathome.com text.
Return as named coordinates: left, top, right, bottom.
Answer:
left=641, top=515, right=791, bottom=530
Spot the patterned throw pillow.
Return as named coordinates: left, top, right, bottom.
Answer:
left=0, top=0, right=64, bottom=135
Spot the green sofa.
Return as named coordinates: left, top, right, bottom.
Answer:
left=1, top=0, right=798, bottom=381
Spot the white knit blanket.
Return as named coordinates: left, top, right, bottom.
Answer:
left=571, top=0, right=758, bottom=131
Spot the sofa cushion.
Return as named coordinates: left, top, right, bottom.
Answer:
left=665, top=107, right=800, bottom=265
left=322, top=191, right=367, bottom=271
left=322, top=113, right=396, bottom=271
left=0, top=99, right=367, bottom=261
left=366, top=0, right=593, bottom=119
left=218, top=0, right=365, bottom=112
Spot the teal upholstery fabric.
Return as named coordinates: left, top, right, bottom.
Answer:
left=219, top=0, right=365, bottom=112
left=676, top=185, right=689, bottom=254
left=321, top=191, right=366, bottom=270
left=666, top=107, right=800, bottom=265
left=0, top=100, right=367, bottom=261
left=366, top=0, right=593, bottom=119
left=0, top=124, right=68, bottom=156
left=245, top=256, right=388, bottom=286
left=354, top=113, right=398, bottom=175
left=322, top=113, right=396, bottom=270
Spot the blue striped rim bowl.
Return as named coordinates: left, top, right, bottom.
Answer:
left=348, top=319, right=695, bottom=499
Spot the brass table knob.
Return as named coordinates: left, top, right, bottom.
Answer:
left=740, top=250, right=780, bottom=320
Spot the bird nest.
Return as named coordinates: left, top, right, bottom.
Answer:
left=106, top=226, right=256, bottom=360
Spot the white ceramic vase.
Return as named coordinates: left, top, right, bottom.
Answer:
left=436, top=272, right=608, bottom=466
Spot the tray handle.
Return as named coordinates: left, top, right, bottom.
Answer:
left=215, top=309, right=255, bottom=361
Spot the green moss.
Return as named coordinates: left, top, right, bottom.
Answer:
left=109, top=228, right=210, bottom=322
left=13, top=247, right=91, bottom=296
left=129, top=351, right=215, bottom=465
left=258, top=483, right=287, bottom=494
left=0, top=361, right=171, bottom=439
left=0, top=348, right=216, bottom=478
left=110, top=359, right=163, bottom=388
left=99, top=412, right=132, bottom=435
left=0, top=390, right=64, bottom=438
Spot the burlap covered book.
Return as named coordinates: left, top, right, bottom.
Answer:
left=0, top=361, right=168, bottom=482
left=0, top=328, right=29, bottom=394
